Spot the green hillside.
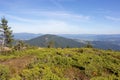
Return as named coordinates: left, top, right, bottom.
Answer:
left=26, top=34, right=84, bottom=48
left=0, top=48, right=120, bottom=80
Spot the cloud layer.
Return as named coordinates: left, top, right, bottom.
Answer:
left=105, top=16, right=120, bottom=21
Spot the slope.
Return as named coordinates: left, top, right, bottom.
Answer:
left=0, top=48, right=120, bottom=80
left=26, top=34, right=84, bottom=48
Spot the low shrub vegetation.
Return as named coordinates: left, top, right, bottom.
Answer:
left=0, top=48, right=120, bottom=80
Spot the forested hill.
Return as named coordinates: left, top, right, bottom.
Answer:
left=26, top=34, right=84, bottom=48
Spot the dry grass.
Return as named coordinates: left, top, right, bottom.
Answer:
left=0, top=55, right=35, bottom=75
left=64, top=67, right=90, bottom=80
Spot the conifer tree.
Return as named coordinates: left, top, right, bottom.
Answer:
left=47, top=40, right=54, bottom=48
left=0, top=17, right=14, bottom=47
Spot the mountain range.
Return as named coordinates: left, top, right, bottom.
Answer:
left=14, top=33, right=120, bottom=41
left=14, top=33, right=120, bottom=50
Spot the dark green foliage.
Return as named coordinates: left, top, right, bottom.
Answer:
left=47, top=40, right=55, bottom=48
left=0, top=17, right=14, bottom=47
left=14, top=40, right=28, bottom=51
left=66, top=45, right=70, bottom=48
left=85, top=41, right=93, bottom=48
left=0, top=65, right=10, bottom=80
left=26, top=34, right=84, bottom=48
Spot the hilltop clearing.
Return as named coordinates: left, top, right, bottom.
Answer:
left=0, top=48, right=120, bottom=80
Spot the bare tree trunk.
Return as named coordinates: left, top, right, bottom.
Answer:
left=0, top=37, right=5, bottom=51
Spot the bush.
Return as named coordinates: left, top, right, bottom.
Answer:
left=53, top=55, right=73, bottom=66
left=20, top=67, right=41, bottom=80
left=0, top=65, right=10, bottom=80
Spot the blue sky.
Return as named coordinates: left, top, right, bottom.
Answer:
left=0, top=0, right=120, bottom=34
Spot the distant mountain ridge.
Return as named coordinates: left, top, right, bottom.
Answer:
left=14, top=33, right=120, bottom=50
left=26, top=34, right=84, bottom=48
left=59, top=34, right=120, bottom=41
left=14, top=33, right=120, bottom=41
left=91, top=41, right=120, bottom=50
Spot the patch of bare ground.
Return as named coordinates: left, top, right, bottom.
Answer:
left=64, top=67, right=90, bottom=80
left=0, top=55, right=36, bottom=75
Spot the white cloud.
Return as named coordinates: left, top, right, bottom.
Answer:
left=0, top=13, right=36, bottom=23
left=0, top=11, right=90, bottom=22
left=0, top=11, right=91, bottom=34
left=105, top=16, right=120, bottom=21
left=9, top=19, right=81, bottom=34
left=35, top=11, right=90, bottom=21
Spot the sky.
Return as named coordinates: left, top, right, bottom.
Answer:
left=0, top=0, right=120, bottom=34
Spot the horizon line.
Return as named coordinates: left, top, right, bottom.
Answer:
left=13, top=32, right=120, bottom=35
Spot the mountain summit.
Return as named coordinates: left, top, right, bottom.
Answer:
left=26, top=34, right=84, bottom=48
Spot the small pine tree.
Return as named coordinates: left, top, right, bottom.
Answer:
left=14, top=40, right=27, bottom=51
left=66, top=45, right=70, bottom=48
left=0, top=17, right=14, bottom=47
left=85, top=41, right=93, bottom=48
left=47, top=40, right=54, bottom=48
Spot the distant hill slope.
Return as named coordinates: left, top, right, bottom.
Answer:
left=91, top=41, right=120, bottom=50
left=59, top=34, right=120, bottom=41
left=26, top=34, right=84, bottom=48
left=76, top=40, right=120, bottom=51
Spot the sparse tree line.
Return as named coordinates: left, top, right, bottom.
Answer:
left=0, top=17, right=58, bottom=52
left=0, top=17, right=93, bottom=53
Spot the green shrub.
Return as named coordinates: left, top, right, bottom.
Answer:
left=0, top=65, right=10, bottom=80
left=20, top=67, right=41, bottom=80
left=53, top=55, right=73, bottom=66
left=10, top=75, right=21, bottom=80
